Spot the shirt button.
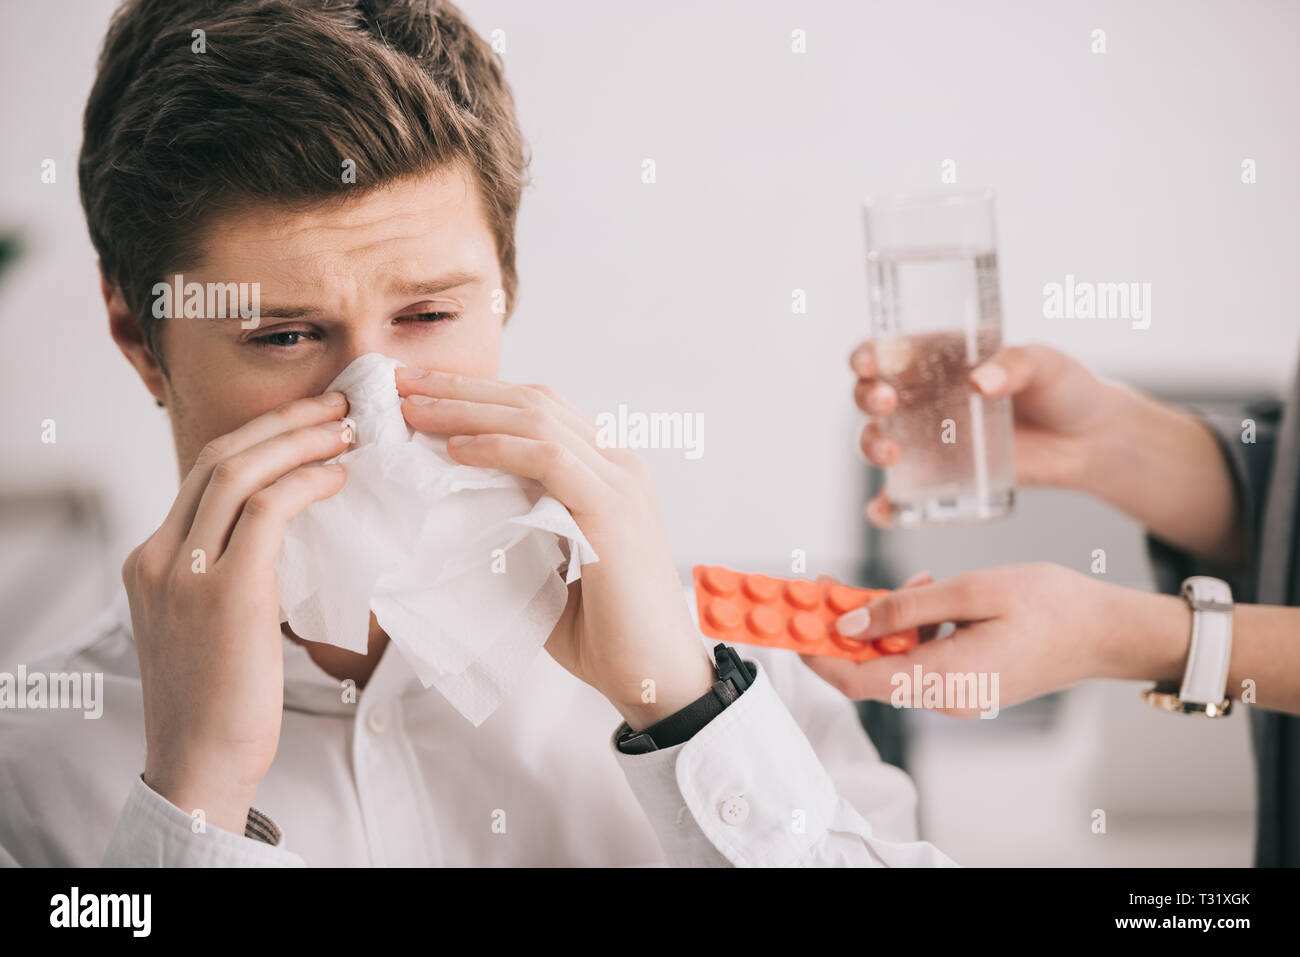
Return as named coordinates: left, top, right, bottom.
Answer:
left=366, top=708, right=389, bottom=734
left=719, top=796, right=749, bottom=826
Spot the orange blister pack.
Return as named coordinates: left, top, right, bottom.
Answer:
left=691, top=565, right=919, bottom=662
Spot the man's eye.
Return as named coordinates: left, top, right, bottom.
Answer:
left=398, top=311, right=459, bottom=324
left=255, top=330, right=318, bottom=348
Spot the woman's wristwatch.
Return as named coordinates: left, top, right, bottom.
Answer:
left=1142, top=575, right=1234, bottom=717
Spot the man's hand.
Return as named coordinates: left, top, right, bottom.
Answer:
left=122, top=392, right=351, bottom=833
left=802, top=563, right=1191, bottom=717
left=396, top=368, right=715, bottom=731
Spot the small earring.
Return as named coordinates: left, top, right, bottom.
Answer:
left=156, top=399, right=165, bottom=408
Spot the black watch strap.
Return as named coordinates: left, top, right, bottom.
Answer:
left=616, top=644, right=755, bottom=754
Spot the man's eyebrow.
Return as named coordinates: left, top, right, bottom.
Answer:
left=389, top=270, right=484, bottom=299
left=255, top=271, right=485, bottom=320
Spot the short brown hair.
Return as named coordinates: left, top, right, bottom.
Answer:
left=79, top=0, right=528, bottom=367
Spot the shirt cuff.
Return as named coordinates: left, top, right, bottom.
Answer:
left=101, top=775, right=305, bottom=867
left=610, top=658, right=954, bottom=866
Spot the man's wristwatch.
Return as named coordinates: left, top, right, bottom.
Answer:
left=1142, top=575, right=1234, bottom=717
left=614, top=644, right=755, bottom=754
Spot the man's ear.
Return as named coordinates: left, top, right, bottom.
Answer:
left=102, top=266, right=168, bottom=405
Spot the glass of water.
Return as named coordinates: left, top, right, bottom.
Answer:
left=862, top=189, right=1015, bottom=527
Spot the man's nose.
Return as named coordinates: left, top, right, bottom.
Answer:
left=333, top=330, right=418, bottom=377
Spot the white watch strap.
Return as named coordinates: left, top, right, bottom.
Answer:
left=1178, top=576, right=1233, bottom=705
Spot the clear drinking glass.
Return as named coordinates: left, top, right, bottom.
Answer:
left=862, top=189, right=1016, bottom=526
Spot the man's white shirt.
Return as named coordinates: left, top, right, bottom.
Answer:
left=0, top=587, right=957, bottom=867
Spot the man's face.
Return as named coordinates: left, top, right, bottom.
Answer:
left=157, top=164, right=505, bottom=474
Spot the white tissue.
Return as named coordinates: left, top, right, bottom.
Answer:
left=274, top=353, right=599, bottom=726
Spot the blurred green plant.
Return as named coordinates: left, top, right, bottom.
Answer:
left=0, top=232, right=23, bottom=282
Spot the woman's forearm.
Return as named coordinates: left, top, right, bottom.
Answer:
left=1102, top=585, right=1300, bottom=716
left=1076, top=382, right=1244, bottom=562
left=1229, top=604, right=1300, bottom=714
